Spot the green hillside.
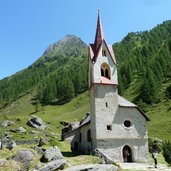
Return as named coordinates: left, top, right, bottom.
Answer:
left=0, top=21, right=171, bottom=142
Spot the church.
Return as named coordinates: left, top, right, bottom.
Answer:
left=62, top=11, right=150, bottom=163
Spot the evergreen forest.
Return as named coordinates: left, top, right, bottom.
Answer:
left=0, top=21, right=171, bottom=111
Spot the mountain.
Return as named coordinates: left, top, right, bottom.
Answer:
left=0, top=21, right=171, bottom=109
left=0, top=35, right=88, bottom=107
left=0, top=20, right=171, bottom=143
left=43, top=34, right=87, bottom=56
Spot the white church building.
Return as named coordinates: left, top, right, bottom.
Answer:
left=62, top=11, right=150, bottom=163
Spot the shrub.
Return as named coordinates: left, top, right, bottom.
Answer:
left=148, top=137, right=162, bottom=153
left=162, top=140, right=171, bottom=165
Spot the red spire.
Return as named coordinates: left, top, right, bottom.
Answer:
left=94, top=9, right=105, bottom=51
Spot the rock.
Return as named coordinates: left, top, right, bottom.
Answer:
left=7, top=140, right=16, bottom=150
left=16, top=127, right=26, bottom=133
left=38, top=138, right=49, bottom=147
left=27, top=115, right=47, bottom=130
left=11, top=150, right=34, bottom=169
left=39, top=159, right=65, bottom=171
left=0, top=159, right=6, bottom=166
left=10, top=129, right=17, bottom=133
left=31, top=130, right=41, bottom=135
left=4, top=132, right=13, bottom=139
left=40, top=146, right=64, bottom=163
left=64, top=164, right=118, bottom=171
left=1, top=120, right=14, bottom=127
left=33, top=146, right=44, bottom=155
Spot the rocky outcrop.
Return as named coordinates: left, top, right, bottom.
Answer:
left=33, top=146, right=44, bottom=155
left=6, top=140, right=16, bottom=150
left=38, top=138, right=49, bottom=147
left=38, top=159, right=65, bottom=171
left=1, top=120, right=14, bottom=127
left=16, top=127, right=26, bottom=133
left=10, top=127, right=26, bottom=133
left=40, top=146, right=64, bottom=163
left=64, top=164, right=118, bottom=171
left=11, top=149, right=35, bottom=170
left=27, top=115, right=47, bottom=129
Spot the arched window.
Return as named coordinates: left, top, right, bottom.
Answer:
left=105, top=69, right=109, bottom=78
left=87, top=129, right=91, bottom=142
left=101, top=63, right=110, bottom=79
left=101, top=69, right=104, bottom=77
left=102, top=49, right=106, bottom=56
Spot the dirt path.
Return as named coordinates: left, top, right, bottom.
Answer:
left=119, top=163, right=171, bottom=171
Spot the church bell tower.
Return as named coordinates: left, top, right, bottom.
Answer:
left=88, top=10, right=118, bottom=149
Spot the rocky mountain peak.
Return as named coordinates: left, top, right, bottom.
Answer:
left=43, top=34, right=87, bottom=56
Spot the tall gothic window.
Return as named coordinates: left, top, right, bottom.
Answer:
left=101, top=69, right=104, bottom=77
left=101, top=63, right=110, bottom=79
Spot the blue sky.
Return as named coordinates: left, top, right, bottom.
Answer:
left=0, top=0, right=171, bottom=80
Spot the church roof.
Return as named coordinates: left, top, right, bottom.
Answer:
left=118, top=95, right=137, bottom=107
left=94, top=10, right=105, bottom=52
left=118, top=95, right=150, bottom=121
left=100, top=76, right=113, bottom=84
left=89, top=11, right=116, bottom=64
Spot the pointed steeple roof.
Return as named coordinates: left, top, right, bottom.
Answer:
left=94, top=9, right=105, bottom=51
left=89, top=9, right=116, bottom=63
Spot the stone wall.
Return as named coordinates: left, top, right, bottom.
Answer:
left=96, top=138, right=149, bottom=163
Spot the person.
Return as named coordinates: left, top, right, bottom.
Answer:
left=152, top=150, right=158, bottom=168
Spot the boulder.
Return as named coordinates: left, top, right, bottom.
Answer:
left=27, top=115, right=47, bottom=130
left=64, top=164, right=118, bottom=171
left=0, top=159, right=6, bottom=166
left=1, top=137, right=9, bottom=148
left=33, top=146, right=44, bottom=155
left=40, top=146, right=64, bottom=163
left=16, top=127, right=26, bottom=133
left=38, top=138, right=49, bottom=147
left=1, top=120, right=14, bottom=127
left=39, top=159, right=65, bottom=171
left=7, top=140, right=16, bottom=150
left=11, top=149, right=34, bottom=169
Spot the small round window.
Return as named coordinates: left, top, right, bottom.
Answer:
left=124, top=120, right=132, bottom=128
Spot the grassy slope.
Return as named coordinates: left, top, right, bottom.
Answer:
left=1, top=88, right=171, bottom=141
left=0, top=92, right=89, bottom=141
left=0, top=90, right=171, bottom=170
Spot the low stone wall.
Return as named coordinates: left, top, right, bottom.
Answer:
left=14, top=139, right=39, bottom=145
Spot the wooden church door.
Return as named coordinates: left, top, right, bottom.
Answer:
left=123, top=145, right=132, bottom=162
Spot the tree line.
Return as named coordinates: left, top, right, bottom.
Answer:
left=0, top=20, right=171, bottom=107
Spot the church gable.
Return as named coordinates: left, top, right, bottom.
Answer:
left=118, top=95, right=150, bottom=121
left=89, top=40, right=116, bottom=64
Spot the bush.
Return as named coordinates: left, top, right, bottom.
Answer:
left=148, top=137, right=162, bottom=153
left=162, top=140, right=171, bottom=165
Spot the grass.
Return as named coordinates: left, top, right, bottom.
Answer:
left=0, top=92, right=89, bottom=141
left=0, top=144, right=41, bottom=171
left=147, top=100, right=171, bottom=141
left=1, top=90, right=171, bottom=170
